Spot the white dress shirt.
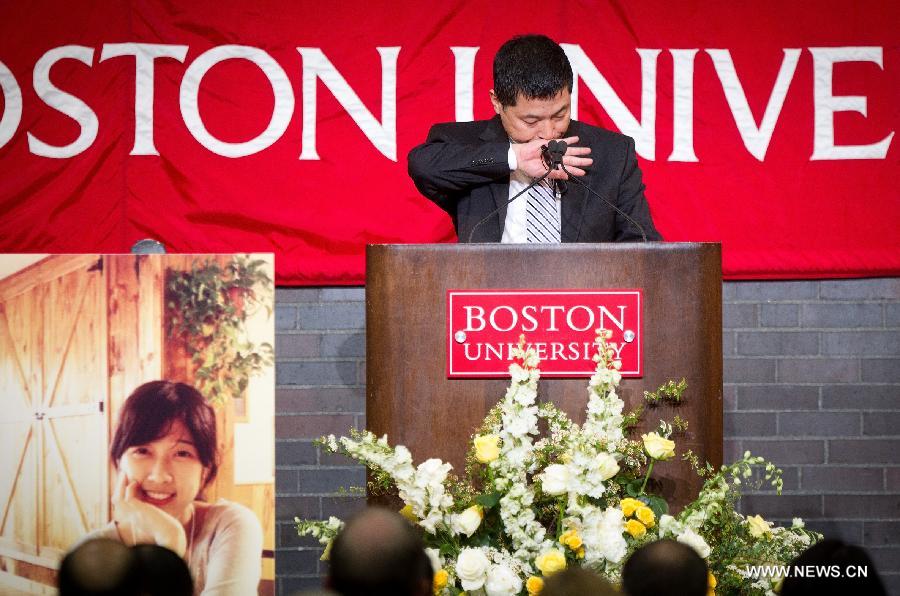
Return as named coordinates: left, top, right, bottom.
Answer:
left=501, top=144, right=562, bottom=243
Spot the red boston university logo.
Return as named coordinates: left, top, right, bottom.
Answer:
left=446, top=289, right=643, bottom=378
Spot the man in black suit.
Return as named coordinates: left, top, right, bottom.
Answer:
left=408, top=34, right=661, bottom=243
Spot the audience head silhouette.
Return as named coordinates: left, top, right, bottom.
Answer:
left=59, top=538, right=193, bottom=595
left=327, top=507, right=432, bottom=596
left=59, top=539, right=139, bottom=595
left=541, top=567, right=618, bottom=596
left=622, top=538, right=708, bottom=596
left=131, top=543, right=194, bottom=595
left=779, top=538, right=886, bottom=596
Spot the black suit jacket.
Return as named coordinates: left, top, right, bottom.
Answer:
left=407, top=116, right=661, bottom=242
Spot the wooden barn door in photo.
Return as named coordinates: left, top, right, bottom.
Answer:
left=0, top=255, right=109, bottom=586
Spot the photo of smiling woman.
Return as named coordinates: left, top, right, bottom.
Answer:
left=82, top=381, right=263, bottom=595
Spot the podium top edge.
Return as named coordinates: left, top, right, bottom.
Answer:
left=367, top=242, right=720, bottom=252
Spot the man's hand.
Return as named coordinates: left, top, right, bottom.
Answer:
left=512, top=136, right=592, bottom=179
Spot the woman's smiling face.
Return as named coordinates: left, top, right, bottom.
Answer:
left=119, top=419, right=205, bottom=524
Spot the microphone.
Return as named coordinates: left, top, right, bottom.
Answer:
left=543, top=140, right=568, bottom=199
left=466, top=167, right=553, bottom=243
left=465, top=139, right=567, bottom=242
left=544, top=140, right=567, bottom=169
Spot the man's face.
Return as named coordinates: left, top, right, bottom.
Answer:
left=490, top=89, right=571, bottom=144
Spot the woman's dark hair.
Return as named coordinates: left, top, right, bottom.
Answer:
left=111, top=381, right=219, bottom=487
left=493, top=34, right=573, bottom=107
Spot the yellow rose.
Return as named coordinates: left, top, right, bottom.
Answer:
left=707, top=571, right=717, bottom=596
left=635, top=506, right=656, bottom=528
left=747, top=514, right=771, bottom=538
left=535, top=549, right=567, bottom=576
left=433, top=569, right=449, bottom=591
left=474, top=434, right=501, bottom=463
left=399, top=504, right=418, bottom=523
left=642, top=432, right=676, bottom=460
left=526, top=576, right=544, bottom=595
left=625, top=519, right=647, bottom=539
left=576, top=546, right=585, bottom=559
left=620, top=497, right=643, bottom=517
left=559, top=529, right=583, bottom=550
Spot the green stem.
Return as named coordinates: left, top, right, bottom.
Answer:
left=557, top=498, right=565, bottom=537
left=639, top=459, right=656, bottom=495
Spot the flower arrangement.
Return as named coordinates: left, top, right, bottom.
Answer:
left=297, top=331, right=819, bottom=595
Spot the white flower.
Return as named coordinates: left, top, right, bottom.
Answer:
left=677, top=527, right=711, bottom=558
left=578, top=506, right=627, bottom=564
left=513, top=385, right=538, bottom=405
left=658, top=514, right=682, bottom=537
left=539, top=464, right=571, bottom=496
left=509, top=363, right=530, bottom=383
left=416, top=458, right=450, bottom=485
left=452, top=505, right=483, bottom=537
left=425, top=547, right=442, bottom=574
left=594, top=452, right=620, bottom=480
left=791, top=517, right=805, bottom=529
left=456, top=548, right=490, bottom=591
left=484, top=563, right=523, bottom=596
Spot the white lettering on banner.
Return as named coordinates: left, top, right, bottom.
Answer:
left=451, top=47, right=478, bottom=123
left=563, top=45, right=660, bottom=160
left=565, top=305, right=594, bottom=332
left=463, top=305, right=627, bottom=333
left=0, top=44, right=893, bottom=161
left=521, top=306, right=538, bottom=332
left=708, top=49, right=801, bottom=161
left=668, top=49, right=699, bottom=162
left=181, top=45, right=294, bottom=158
left=810, top=47, right=895, bottom=160
left=463, top=341, right=602, bottom=361
left=489, top=305, right=517, bottom=332
left=464, top=306, right=486, bottom=331
left=298, top=47, right=399, bottom=161
left=27, top=46, right=98, bottom=158
left=100, top=44, right=189, bottom=156
left=0, top=61, right=22, bottom=149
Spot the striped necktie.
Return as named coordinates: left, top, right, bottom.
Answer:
left=526, top=179, right=561, bottom=243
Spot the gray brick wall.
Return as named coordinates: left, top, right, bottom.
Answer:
left=275, top=279, right=900, bottom=594
left=724, top=279, right=900, bottom=594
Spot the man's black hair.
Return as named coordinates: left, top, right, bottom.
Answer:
left=493, top=34, right=573, bottom=107
left=327, top=507, right=432, bottom=596
left=622, top=539, right=708, bottom=596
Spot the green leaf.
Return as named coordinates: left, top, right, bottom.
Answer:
left=626, top=479, right=643, bottom=497
left=646, top=495, right=668, bottom=518
left=475, top=492, right=501, bottom=509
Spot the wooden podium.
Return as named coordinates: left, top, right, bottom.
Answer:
left=366, top=243, right=722, bottom=509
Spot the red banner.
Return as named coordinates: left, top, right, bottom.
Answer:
left=447, top=289, right=643, bottom=378
left=0, top=1, right=897, bottom=284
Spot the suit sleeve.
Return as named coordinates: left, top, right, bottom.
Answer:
left=614, top=136, right=663, bottom=241
left=407, top=123, right=511, bottom=214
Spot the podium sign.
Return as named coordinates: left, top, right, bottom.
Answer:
left=367, top=243, right=722, bottom=510
left=446, top=289, right=643, bottom=378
